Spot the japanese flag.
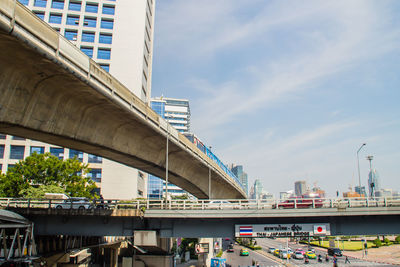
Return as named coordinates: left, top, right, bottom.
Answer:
left=314, top=225, right=327, bottom=235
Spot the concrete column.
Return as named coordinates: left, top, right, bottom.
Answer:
left=198, top=238, right=214, bottom=267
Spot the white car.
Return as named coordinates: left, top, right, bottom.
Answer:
left=293, top=251, right=304, bottom=259
left=268, top=247, right=276, bottom=254
left=54, top=197, right=93, bottom=210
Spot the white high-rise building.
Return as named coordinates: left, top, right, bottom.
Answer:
left=0, top=0, right=156, bottom=199
left=147, top=97, right=191, bottom=199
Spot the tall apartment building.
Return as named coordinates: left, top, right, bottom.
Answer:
left=0, top=0, right=156, bottom=199
left=147, top=97, right=191, bottom=199
left=294, top=180, right=307, bottom=196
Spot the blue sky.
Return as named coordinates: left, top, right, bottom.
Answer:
left=151, top=0, right=400, bottom=197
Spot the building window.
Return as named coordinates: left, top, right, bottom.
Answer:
left=0, top=145, right=4, bottom=159
left=30, top=146, right=45, bottom=155
left=69, top=149, right=83, bottom=162
left=84, top=17, right=97, bottom=27
left=64, top=29, right=78, bottom=41
left=66, top=15, right=79, bottom=25
left=87, top=168, right=102, bottom=183
left=100, top=19, right=113, bottom=29
left=34, top=11, right=44, bottom=20
left=68, top=1, right=81, bottom=11
left=18, top=0, right=29, bottom=5
left=80, top=46, right=93, bottom=58
left=51, top=0, right=64, bottom=9
left=34, top=0, right=47, bottom=7
left=138, top=190, right=143, bottom=197
left=0, top=134, right=5, bottom=139
left=88, top=154, right=102, bottom=163
left=10, top=145, right=25, bottom=160
left=100, top=64, right=109, bottom=72
left=49, top=13, right=62, bottom=24
left=12, top=136, right=26, bottom=140
left=85, top=3, right=98, bottom=13
left=99, top=33, right=112, bottom=44
left=102, top=5, right=115, bottom=15
left=82, top=32, right=95, bottom=42
left=97, top=48, right=111, bottom=60
left=50, top=147, right=64, bottom=160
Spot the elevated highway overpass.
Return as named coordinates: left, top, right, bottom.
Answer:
left=4, top=197, right=400, bottom=238
left=0, top=0, right=246, bottom=199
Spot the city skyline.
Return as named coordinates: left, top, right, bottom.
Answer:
left=152, top=0, right=400, bottom=197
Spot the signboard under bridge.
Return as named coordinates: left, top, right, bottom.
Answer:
left=235, top=223, right=330, bottom=238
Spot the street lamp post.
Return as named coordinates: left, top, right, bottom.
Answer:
left=357, top=143, right=366, bottom=195
left=165, top=125, right=169, bottom=201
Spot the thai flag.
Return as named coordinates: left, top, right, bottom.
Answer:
left=239, top=226, right=253, bottom=236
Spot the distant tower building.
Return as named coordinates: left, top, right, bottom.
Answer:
left=251, top=179, right=263, bottom=199
left=354, top=186, right=366, bottom=197
left=295, top=180, right=307, bottom=196
left=367, top=155, right=380, bottom=197
left=147, top=97, right=191, bottom=199
left=368, top=169, right=380, bottom=197
left=231, top=165, right=248, bottom=196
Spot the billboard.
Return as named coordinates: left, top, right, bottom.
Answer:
left=235, top=223, right=330, bottom=238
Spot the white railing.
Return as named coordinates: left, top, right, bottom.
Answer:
left=1, top=196, right=400, bottom=211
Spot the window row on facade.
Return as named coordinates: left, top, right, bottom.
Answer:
left=64, top=30, right=112, bottom=44
left=34, top=12, right=114, bottom=29
left=0, top=144, right=102, bottom=163
left=20, top=0, right=115, bottom=15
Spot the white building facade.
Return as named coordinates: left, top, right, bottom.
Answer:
left=147, top=97, right=191, bottom=199
left=0, top=0, right=156, bottom=199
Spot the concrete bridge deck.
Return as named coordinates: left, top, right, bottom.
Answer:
left=0, top=0, right=245, bottom=199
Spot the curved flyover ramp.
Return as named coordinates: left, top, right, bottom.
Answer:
left=0, top=1, right=246, bottom=199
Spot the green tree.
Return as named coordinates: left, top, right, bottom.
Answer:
left=395, top=236, right=400, bottom=244
left=0, top=152, right=97, bottom=198
left=373, top=238, right=382, bottom=247
left=20, top=184, right=65, bottom=199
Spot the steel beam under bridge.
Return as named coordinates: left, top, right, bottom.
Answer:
left=21, top=208, right=400, bottom=238
left=0, top=0, right=245, bottom=199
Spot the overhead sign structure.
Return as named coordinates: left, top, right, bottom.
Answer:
left=235, top=223, right=331, bottom=238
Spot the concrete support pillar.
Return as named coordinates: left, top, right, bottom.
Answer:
left=159, top=238, right=170, bottom=253
left=110, top=248, right=118, bottom=267
left=198, top=238, right=214, bottom=267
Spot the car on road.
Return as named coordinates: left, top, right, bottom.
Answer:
left=279, top=249, right=291, bottom=259
left=268, top=247, right=275, bottom=254
left=54, top=197, right=92, bottom=210
left=305, top=251, right=317, bottom=259
left=295, top=248, right=306, bottom=255
left=328, top=248, right=343, bottom=257
left=273, top=249, right=281, bottom=257
left=227, top=244, right=234, bottom=252
left=293, top=251, right=304, bottom=259
left=239, top=248, right=249, bottom=256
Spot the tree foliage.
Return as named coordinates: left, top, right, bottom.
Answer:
left=0, top=152, right=97, bottom=198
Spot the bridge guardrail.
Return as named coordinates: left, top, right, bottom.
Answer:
left=1, top=197, right=400, bottom=211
